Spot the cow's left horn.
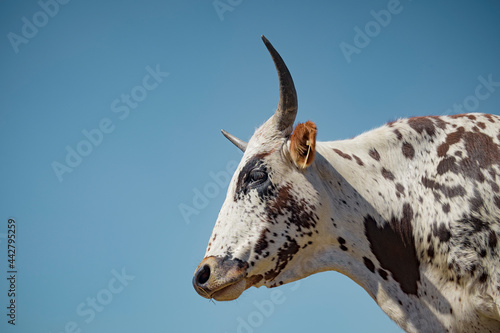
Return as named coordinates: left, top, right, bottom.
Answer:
left=262, top=35, right=298, bottom=133
left=221, top=129, right=247, bottom=152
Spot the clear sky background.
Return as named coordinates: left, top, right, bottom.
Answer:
left=1, top=1, right=500, bottom=332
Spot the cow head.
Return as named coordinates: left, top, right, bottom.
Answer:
left=193, top=36, right=332, bottom=301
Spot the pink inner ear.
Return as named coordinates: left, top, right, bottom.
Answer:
left=290, top=121, right=317, bottom=169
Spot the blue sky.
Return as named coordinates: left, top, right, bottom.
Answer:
left=1, top=1, right=499, bottom=332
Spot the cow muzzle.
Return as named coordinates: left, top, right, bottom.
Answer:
left=193, top=256, right=249, bottom=301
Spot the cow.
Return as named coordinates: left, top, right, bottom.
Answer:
left=193, top=36, right=500, bottom=332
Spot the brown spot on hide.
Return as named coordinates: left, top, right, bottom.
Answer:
left=247, top=274, right=263, bottom=286
left=408, top=117, right=436, bottom=137
left=381, top=168, right=395, bottom=181
left=333, top=148, right=352, bottom=160
left=402, top=142, right=415, bottom=159
left=266, top=184, right=317, bottom=230
left=421, top=176, right=466, bottom=199
left=264, top=237, right=299, bottom=281
left=427, top=247, right=435, bottom=259
left=396, top=183, right=405, bottom=196
left=433, top=223, right=451, bottom=243
left=364, top=206, right=420, bottom=295
left=461, top=216, right=488, bottom=233
left=461, top=131, right=500, bottom=173
left=437, top=127, right=464, bottom=157
left=459, top=158, right=486, bottom=183
left=484, top=114, right=495, bottom=123
left=394, top=129, right=403, bottom=141
left=378, top=269, right=388, bottom=280
left=489, top=230, right=497, bottom=249
left=338, top=237, right=348, bottom=251
left=432, top=116, right=448, bottom=130
left=352, top=154, right=364, bottom=166
left=437, top=156, right=458, bottom=175
left=254, top=229, right=269, bottom=255
left=442, top=203, right=450, bottom=213
left=363, top=257, right=375, bottom=273
left=469, top=191, right=484, bottom=212
left=450, top=113, right=472, bottom=119
left=369, top=148, right=380, bottom=161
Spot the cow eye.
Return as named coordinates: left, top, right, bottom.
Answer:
left=249, top=170, right=267, bottom=185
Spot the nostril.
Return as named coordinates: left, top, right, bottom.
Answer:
left=196, top=264, right=211, bottom=285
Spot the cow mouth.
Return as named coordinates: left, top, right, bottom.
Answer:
left=210, top=278, right=248, bottom=301
left=195, top=275, right=264, bottom=301
left=193, top=273, right=249, bottom=301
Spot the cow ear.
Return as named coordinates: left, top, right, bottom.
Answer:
left=290, top=121, right=317, bottom=169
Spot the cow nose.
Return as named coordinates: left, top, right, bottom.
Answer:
left=194, top=263, right=211, bottom=287
left=192, top=257, right=218, bottom=296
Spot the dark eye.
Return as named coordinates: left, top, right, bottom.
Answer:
left=249, top=170, right=267, bottom=185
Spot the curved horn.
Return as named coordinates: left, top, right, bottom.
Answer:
left=221, top=129, right=247, bottom=152
left=262, top=35, right=298, bottom=132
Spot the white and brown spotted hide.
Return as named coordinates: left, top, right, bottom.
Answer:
left=193, top=37, right=500, bottom=333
